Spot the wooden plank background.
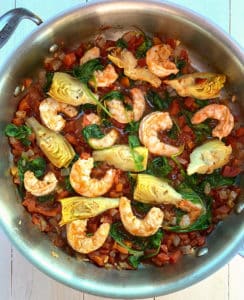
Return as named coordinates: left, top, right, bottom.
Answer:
left=0, top=1, right=243, bottom=299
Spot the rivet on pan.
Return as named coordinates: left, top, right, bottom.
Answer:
left=49, top=44, right=58, bottom=53
left=14, top=86, right=21, bottom=96
left=236, top=202, right=244, bottom=214
left=197, top=247, right=208, bottom=257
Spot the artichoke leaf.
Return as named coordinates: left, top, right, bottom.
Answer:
left=108, top=48, right=161, bottom=88
left=48, top=72, right=97, bottom=106
left=92, top=145, right=148, bottom=172
left=26, top=117, right=75, bottom=168
left=59, top=196, right=119, bottom=226
left=133, top=174, right=182, bottom=205
left=164, top=72, right=226, bottom=100
left=187, top=140, right=232, bottom=175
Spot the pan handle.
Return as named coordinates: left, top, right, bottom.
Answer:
left=0, top=8, right=43, bottom=49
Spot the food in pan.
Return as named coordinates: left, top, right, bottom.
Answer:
left=5, top=30, right=243, bottom=269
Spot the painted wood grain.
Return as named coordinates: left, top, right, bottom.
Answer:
left=156, top=264, right=229, bottom=300
left=0, top=229, right=12, bottom=300
left=229, top=255, right=244, bottom=300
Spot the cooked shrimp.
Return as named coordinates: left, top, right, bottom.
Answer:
left=177, top=200, right=203, bottom=224
left=69, top=157, right=116, bottom=197
left=80, top=46, right=100, bottom=65
left=88, top=129, right=119, bottom=149
left=146, top=44, right=179, bottom=77
left=106, top=88, right=146, bottom=124
left=119, top=197, right=164, bottom=237
left=139, top=111, right=181, bottom=156
left=90, top=64, right=118, bottom=88
left=24, top=170, right=58, bottom=197
left=66, top=219, right=110, bottom=254
left=130, top=88, right=146, bottom=121
left=39, top=97, right=78, bottom=132
left=82, top=113, right=101, bottom=126
left=191, top=104, right=234, bottom=139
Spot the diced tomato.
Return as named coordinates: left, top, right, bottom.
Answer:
left=222, top=165, right=241, bottom=177
left=12, top=116, right=24, bottom=126
left=184, top=97, right=197, bottom=110
left=63, top=52, right=76, bottom=67
left=179, top=49, right=189, bottom=62
left=195, top=77, right=208, bottom=85
left=169, top=99, right=180, bottom=116
left=178, top=115, right=186, bottom=127
left=22, top=78, right=33, bottom=88
left=80, top=152, right=91, bottom=160
left=165, top=38, right=177, bottom=49
left=75, top=43, right=84, bottom=58
left=182, top=125, right=194, bottom=134
left=18, top=95, right=31, bottom=111
left=236, top=127, right=244, bottom=137
left=225, top=136, right=237, bottom=149
left=137, top=58, right=146, bottom=67
left=127, top=35, right=144, bottom=52
left=169, top=250, right=181, bottom=264
left=153, top=36, right=162, bottom=45
left=120, top=76, right=130, bottom=88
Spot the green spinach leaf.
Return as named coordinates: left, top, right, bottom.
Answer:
left=5, top=124, right=32, bottom=146
left=116, top=38, right=128, bottom=49
left=136, top=36, right=152, bottom=58
left=146, top=90, right=172, bottom=110
left=82, top=124, right=105, bottom=141
left=73, top=58, right=103, bottom=83
left=44, top=72, right=54, bottom=93
left=146, top=157, right=172, bottom=178
left=101, top=90, right=124, bottom=101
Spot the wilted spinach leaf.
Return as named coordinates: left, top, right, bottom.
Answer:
left=5, top=124, right=32, bottom=146
left=136, top=36, right=152, bottom=58
left=82, top=124, right=105, bottom=141
left=146, top=157, right=172, bottom=178
left=73, top=58, right=103, bottom=83
left=146, top=90, right=172, bottom=110
left=116, top=38, right=128, bottom=49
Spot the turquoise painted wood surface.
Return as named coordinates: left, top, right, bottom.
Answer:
left=0, top=1, right=243, bottom=300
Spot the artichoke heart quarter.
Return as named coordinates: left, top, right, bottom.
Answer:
left=59, top=197, right=119, bottom=226
left=134, top=174, right=182, bottom=205
left=26, top=117, right=75, bottom=168
left=48, top=72, right=97, bottom=106
left=93, top=145, right=148, bottom=172
left=187, top=140, right=232, bottom=175
left=164, top=72, right=226, bottom=100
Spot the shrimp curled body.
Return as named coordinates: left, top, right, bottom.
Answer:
left=146, top=44, right=179, bottom=78
left=139, top=111, right=181, bottom=157
left=69, top=158, right=116, bottom=197
left=66, top=219, right=110, bottom=254
left=119, top=197, right=164, bottom=237
left=106, top=88, right=146, bottom=124
left=92, top=64, right=118, bottom=88
left=39, top=97, right=78, bottom=132
left=191, top=104, right=234, bottom=139
left=24, top=170, right=58, bottom=196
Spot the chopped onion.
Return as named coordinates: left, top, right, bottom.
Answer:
left=219, top=190, right=228, bottom=200
left=180, top=245, right=194, bottom=255
left=173, top=235, right=181, bottom=247
left=15, top=110, right=26, bottom=119
left=204, top=182, right=211, bottom=195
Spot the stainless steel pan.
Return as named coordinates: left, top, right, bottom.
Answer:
left=0, top=1, right=243, bottom=298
